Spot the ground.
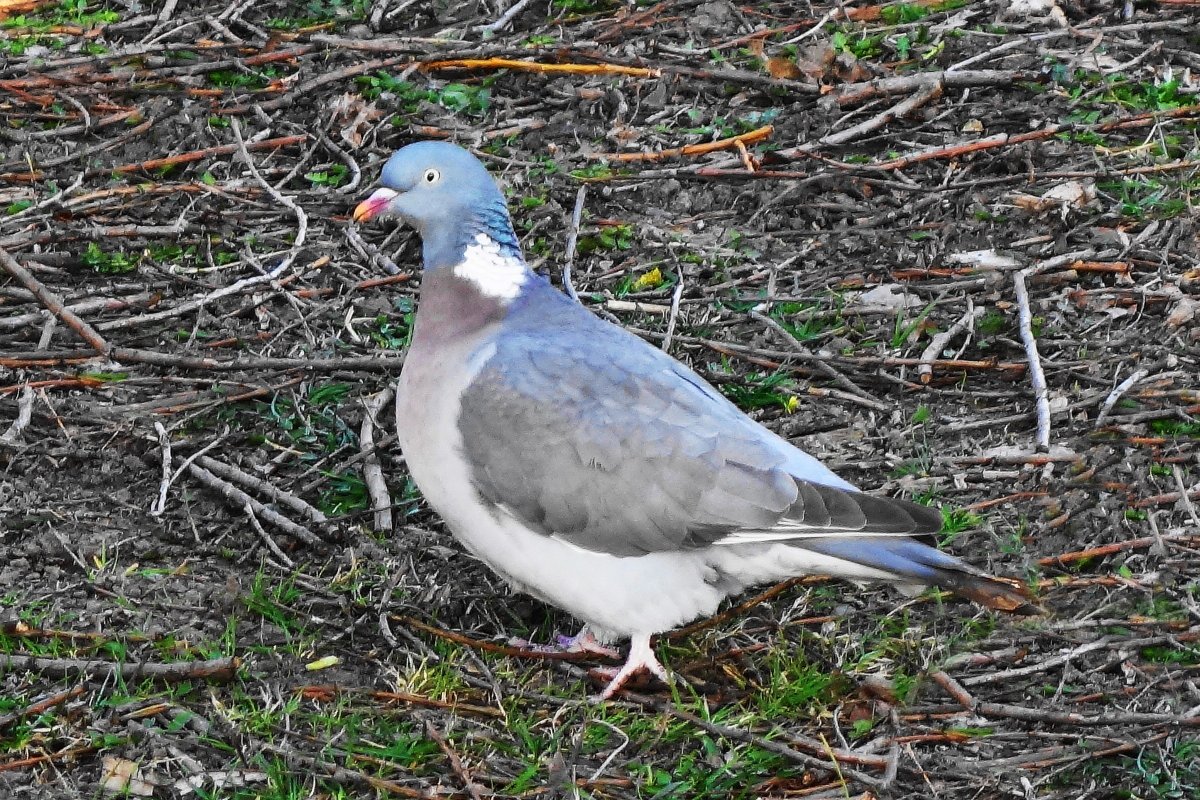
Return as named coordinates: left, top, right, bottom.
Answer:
left=0, top=0, right=1198, bottom=797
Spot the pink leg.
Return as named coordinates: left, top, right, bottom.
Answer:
left=594, top=634, right=671, bottom=700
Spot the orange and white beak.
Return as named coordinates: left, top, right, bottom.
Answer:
left=352, top=187, right=398, bottom=223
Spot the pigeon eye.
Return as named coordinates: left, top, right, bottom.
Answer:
left=423, top=168, right=441, bottom=184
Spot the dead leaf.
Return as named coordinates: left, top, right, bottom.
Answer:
left=100, top=757, right=155, bottom=797
left=945, top=249, right=1021, bottom=270
left=1042, top=180, right=1096, bottom=207
left=796, top=43, right=836, bottom=81
left=1167, top=297, right=1197, bottom=328
left=766, top=57, right=802, bottom=80
left=330, top=93, right=383, bottom=149
left=852, top=284, right=920, bottom=310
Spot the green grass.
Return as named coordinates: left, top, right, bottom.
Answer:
left=720, top=370, right=797, bottom=412
left=82, top=242, right=138, bottom=274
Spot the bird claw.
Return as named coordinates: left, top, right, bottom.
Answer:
left=592, top=636, right=671, bottom=700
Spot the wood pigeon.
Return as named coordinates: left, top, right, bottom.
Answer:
left=354, top=141, right=1036, bottom=699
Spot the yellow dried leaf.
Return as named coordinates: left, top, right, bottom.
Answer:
left=306, top=655, right=341, bottom=671
left=631, top=267, right=664, bottom=291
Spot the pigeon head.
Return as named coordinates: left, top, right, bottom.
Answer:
left=353, top=142, right=526, bottom=293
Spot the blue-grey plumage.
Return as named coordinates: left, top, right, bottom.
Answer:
left=355, top=141, right=1037, bottom=699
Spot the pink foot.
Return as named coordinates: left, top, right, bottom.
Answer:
left=594, top=635, right=672, bottom=700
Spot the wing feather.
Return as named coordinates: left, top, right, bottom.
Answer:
left=458, top=297, right=941, bottom=557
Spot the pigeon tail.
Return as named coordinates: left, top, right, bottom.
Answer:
left=792, top=536, right=1041, bottom=615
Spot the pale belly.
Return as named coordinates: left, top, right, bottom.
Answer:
left=394, top=338, right=894, bottom=641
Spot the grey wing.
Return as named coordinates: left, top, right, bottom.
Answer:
left=458, top=326, right=938, bottom=557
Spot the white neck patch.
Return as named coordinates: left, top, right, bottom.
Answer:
left=453, top=233, right=528, bottom=301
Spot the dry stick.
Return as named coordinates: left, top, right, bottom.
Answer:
left=96, top=263, right=308, bottom=332
left=185, top=461, right=322, bottom=546
left=1037, top=534, right=1200, bottom=566
left=474, top=0, right=535, bottom=33
left=423, top=57, right=658, bottom=77
left=0, top=293, right=159, bottom=331
left=230, top=117, right=308, bottom=272
left=220, top=54, right=415, bottom=115
left=1094, top=365, right=1153, bottom=427
left=0, top=654, right=238, bottom=682
left=830, top=69, right=1032, bottom=106
left=0, top=687, right=85, bottom=733
left=1174, top=465, right=1200, bottom=529
left=243, top=500, right=296, bottom=568
left=591, top=124, right=773, bottom=162
left=917, top=304, right=983, bottom=385
left=669, top=577, right=826, bottom=639
left=1013, top=269, right=1050, bottom=451
left=0, top=247, right=111, bottom=355
left=0, top=744, right=99, bottom=774
left=818, top=82, right=943, bottom=148
left=871, top=104, right=1200, bottom=171
left=195, top=454, right=329, bottom=527
left=299, top=685, right=504, bottom=719
left=84, top=134, right=306, bottom=177
left=561, top=185, right=587, bottom=304
left=661, top=282, right=684, bottom=353
left=360, top=387, right=395, bottom=533
left=0, top=316, right=54, bottom=445
left=393, top=614, right=614, bottom=663
left=423, top=719, right=485, bottom=800
left=749, top=310, right=887, bottom=412
left=149, top=421, right=173, bottom=517
left=931, top=671, right=1199, bottom=727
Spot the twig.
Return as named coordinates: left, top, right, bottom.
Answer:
left=149, top=422, right=173, bottom=516
left=360, top=387, right=395, bottom=533
left=423, top=57, right=658, bottom=78
left=561, top=185, right=586, bottom=304
left=1174, top=465, right=1200, bottom=529
left=1013, top=268, right=1050, bottom=451
left=243, top=500, right=295, bottom=568
left=623, top=693, right=888, bottom=785
left=1094, top=365, right=1153, bottom=427
left=423, top=719, right=484, bottom=800
left=917, top=303, right=983, bottom=384
left=185, top=461, right=323, bottom=546
left=0, top=686, right=86, bottom=733
left=867, top=104, right=1200, bottom=171
left=474, top=0, right=533, bottom=33
left=93, top=134, right=306, bottom=176
left=0, top=316, right=54, bottom=445
left=0, top=247, right=111, bottom=355
left=591, top=124, right=773, bottom=162
left=818, top=82, right=943, bottom=148
left=0, top=654, right=239, bottom=682
left=393, top=614, right=616, bottom=662
left=1037, top=534, right=1200, bottom=567
left=195, top=455, right=329, bottom=527
left=661, top=282, right=684, bottom=353
left=297, top=685, right=504, bottom=718
left=749, top=310, right=888, bottom=412
left=230, top=116, right=308, bottom=271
